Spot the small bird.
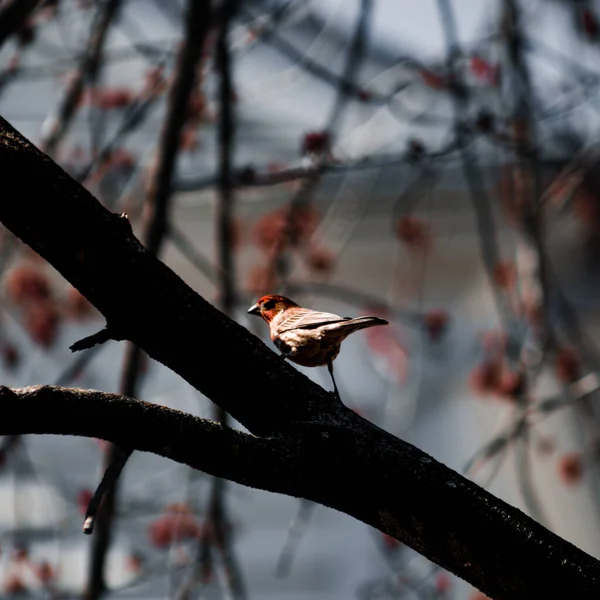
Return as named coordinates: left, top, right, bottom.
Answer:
left=247, top=294, right=389, bottom=400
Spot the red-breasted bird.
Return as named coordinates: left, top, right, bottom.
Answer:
left=247, top=294, right=389, bottom=400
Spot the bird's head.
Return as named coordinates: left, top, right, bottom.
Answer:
left=247, top=294, right=299, bottom=323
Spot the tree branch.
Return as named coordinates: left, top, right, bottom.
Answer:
left=1, top=384, right=600, bottom=599
left=40, top=0, right=123, bottom=157
left=1, top=117, right=600, bottom=598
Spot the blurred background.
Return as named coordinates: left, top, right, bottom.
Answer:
left=0, top=0, right=600, bottom=598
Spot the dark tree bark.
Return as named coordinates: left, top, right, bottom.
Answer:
left=0, top=0, right=41, bottom=49
left=0, top=117, right=599, bottom=599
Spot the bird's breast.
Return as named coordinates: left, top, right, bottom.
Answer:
left=277, top=329, right=340, bottom=367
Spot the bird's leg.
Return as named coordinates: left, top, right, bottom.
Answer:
left=275, top=338, right=292, bottom=362
left=326, top=358, right=341, bottom=402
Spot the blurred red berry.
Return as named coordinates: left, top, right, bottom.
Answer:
left=479, top=329, right=508, bottom=354
left=497, top=370, right=525, bottom=399
left=23, top=302, right=60, bottom=348
left=35, top=561, right=55, bottom=584
left=582, top=8, right=599, bottom=39
left=252, top=211, right=287, bottom=251
left=126, top=552, right=144, bottom=574
left=107, top=148, right=136, bottom=171
left=4, top=574, right=27, bottom=595
left=555, top=348, right=580, bottom=383
left=435, top=572, right=452, bottom=594
left=12, top=545, right=28, bottom=562
left=301, top=131, right=330, bottom=156
left=357, top=89, right=372, bottom=102
left=149, top=504, right=203, bottom=549
left=187, top=90, right=207, bottom=125
left=469, top=360, right=502, bottom=397
left=6, top=265, right=51, bottom=305
left=470, top=56, right=500, bottom=86
left=381, top=532, right=401, bottom=550
left=1, top=344, right=19, bottom=370
left=558, top=453, right=584, bottom=485
left=423, top=309, right=449, bottom=342
left=396, top=216, right=432, bottom=252
left=420, top=68, right=449, bottom=90
left=77, top=489, right=93, bottom=516
left=492, top=261, right=517, bottom=290
left=252, top=205, right=319, bottom=252
left=306, top=246, right=335, bottom=273
left=95, top=87, right=134, bottom=110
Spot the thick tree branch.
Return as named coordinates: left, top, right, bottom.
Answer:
left=1, top=117, right=600, bottom=598
left=1, top=384, right=600, bottom=599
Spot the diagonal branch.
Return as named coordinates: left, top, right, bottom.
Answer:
left=40, top=0, right=124, bottom=157
left=1, top=384, right=600, bottom=599
left=2, top=117, right=600, bottom=598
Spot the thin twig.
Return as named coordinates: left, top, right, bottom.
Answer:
left=202, top=2, right=247, bottom=598
left=275, top=499, right=315, bottom=577
left=40, top=0, right=123, bottom=157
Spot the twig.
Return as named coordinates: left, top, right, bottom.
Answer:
left=83, top=1, right=212, bottom=597
left=40, top=0, right=123, bottom=157
left=275, top=499, right=314, bottom=577
left=326, top=0, right=372, bottom=131
left=169, top=223, right=219, bottom=285
left=238, top=4, right=394, bottom=105
left=69, top=327, right=115, bottom=352
left=201, top=2, right=247, bottom=598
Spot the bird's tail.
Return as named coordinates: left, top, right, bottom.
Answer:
left=323, top=316, right=389, bottom=337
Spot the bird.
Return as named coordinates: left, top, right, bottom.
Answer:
left=247, top=294, right=389, bottom=401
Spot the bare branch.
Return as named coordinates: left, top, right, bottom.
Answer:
left=2, top=116, right=600, bottom=598
left=1, top=384, right=600, bottom=598
left=40, top=0, right=124, bottom=157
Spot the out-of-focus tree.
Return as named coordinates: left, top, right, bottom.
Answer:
left=3, top=1, right=600, bottom=599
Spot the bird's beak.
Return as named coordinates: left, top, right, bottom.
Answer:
left=247, top=303, right=260, bottom=316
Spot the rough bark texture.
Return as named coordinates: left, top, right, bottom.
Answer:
left=0, top=118, right=599, bottom=599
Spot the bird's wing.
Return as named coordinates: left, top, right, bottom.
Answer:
left=277, top=308, right=350, bottom=332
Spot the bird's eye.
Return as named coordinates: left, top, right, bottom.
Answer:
left=263, top=300, right=275, bottom=310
